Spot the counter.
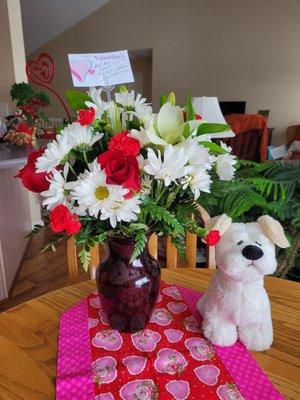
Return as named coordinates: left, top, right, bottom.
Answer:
left=0, top=143, right=44, bottom=300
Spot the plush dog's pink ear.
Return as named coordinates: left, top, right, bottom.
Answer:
left=205, top=214, right=232, bottom=236
left=257, top=215, right=290, bottom=248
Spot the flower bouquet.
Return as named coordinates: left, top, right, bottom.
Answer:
left=17, top=87, right=237, bottom=331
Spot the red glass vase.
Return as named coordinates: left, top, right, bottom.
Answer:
left=96, top=236, right=161, bottom=332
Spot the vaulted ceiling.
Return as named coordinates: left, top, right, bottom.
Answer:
left=21, top=0, right=110, bottom=55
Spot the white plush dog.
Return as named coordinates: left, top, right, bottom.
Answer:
left=197, top=215, right=289, bottom=351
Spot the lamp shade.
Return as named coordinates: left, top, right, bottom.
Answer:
left=192, top=97, right=235, bottom=138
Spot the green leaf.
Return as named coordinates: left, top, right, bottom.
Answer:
left=78, top=248, right=91, bottom=272
left=185, top=95, right=196, bottom=121
left=196, top=123, right=230, bottom=135
left=37, top=111, right=50, bottom=123
left=130, top=231, right=148, bottom=262
left=160, top=93, right=168, bottom=107
left=200, top=141, right=228, bottom=154
left=65, top=90, right=91, bottom=112
left=182, top=122, right=191, bottom=139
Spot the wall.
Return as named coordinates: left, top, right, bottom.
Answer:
left=0, top=0, right=15, bottom=111
left=28, top=0, right=300, bottom=144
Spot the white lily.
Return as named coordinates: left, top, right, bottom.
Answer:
left=107, top=101, right=123, bottom=134
left=147, top=103, right=185, bottom=146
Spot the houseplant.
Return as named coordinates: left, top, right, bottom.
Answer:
left=3, top=82, right=50, bottom=147
left=16, top=87, right=237, bottom=331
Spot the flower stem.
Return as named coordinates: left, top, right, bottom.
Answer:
left=83, top=151, right=89, bottom=167
left=69, top=163, right=77, bottom=178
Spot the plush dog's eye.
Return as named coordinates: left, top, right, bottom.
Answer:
left=237, top=240, right=243, bottom=245
left=255, top=241, right=262, bottom=246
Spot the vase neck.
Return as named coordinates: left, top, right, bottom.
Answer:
left=108, top=236, right=145, bottom=260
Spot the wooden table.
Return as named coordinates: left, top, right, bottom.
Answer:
left=0, top=269, right=299, bottom=400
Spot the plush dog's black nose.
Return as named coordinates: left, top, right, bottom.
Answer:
left=242, top=245, right=264, bottom=260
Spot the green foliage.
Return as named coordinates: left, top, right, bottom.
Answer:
left=141, top=199, right=185, bottom=237
left=160, top=93, right=168, bottom=107
left=65, top=90, right=91, bottom=112
left=130, top=231, right=148, bottom=262
left=78, top=248, right=91, bottom=272
left=196, top=123, right=230, bottom=135
left=10, top=82, right=34, bottom=106
left=184, top=95, right=196, bottom=121
left=200, top=141, right=228, bottom=154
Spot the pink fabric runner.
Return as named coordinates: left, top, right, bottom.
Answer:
left=56, top=285, right=284, bottom=400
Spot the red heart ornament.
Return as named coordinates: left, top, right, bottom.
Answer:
left=26, top=53, right=55, bottom=84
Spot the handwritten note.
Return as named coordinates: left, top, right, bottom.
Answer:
left=68, top=50, right=134, bottom=87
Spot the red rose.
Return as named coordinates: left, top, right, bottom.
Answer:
left=195, top=114, right=203, bottom=120
left=97, top=150, right=141, bottom=196
left=50, top=204, right=81, bottom=235
left=77, top=107, right=95, bottom=126
left=108, top=131, right=140, bottom=156
left=15, top=148, right=50, bottom=193
left=205, top=230, right=221, bottom=246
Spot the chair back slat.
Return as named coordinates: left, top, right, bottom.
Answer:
left=148, top=234, right=158, bottom=259
left=67, top=206, right=216, bottom=282
left=166, top=236, right=178, bottom=268
left=67, top=237, right=79, bottom=283
left=90, top=244, right=100, bottom=279
left=185, top=231, right=197, bottom=268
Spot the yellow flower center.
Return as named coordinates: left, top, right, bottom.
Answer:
left=95, top=186, right=109, bottom=200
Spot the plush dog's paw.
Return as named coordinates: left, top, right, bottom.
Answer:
left=238, top=324, right=273, bottom=351
left=202, top=319, right=238, bottom=347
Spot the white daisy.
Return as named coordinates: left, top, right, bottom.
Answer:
left=99, top=196, right=141, bottom=228
left=71, top=161, right=139, bottom=227
left=144, top=145, right=193, bottom=187
left=177, top=137, right=214, bottom=170
left=62, top=122, right=103, bottom=152
left=182, top=168, right=212, bottom=200
left=41, top=164, right=72, bottom=210
left=36, top=132, right=73, bottom=173
left=85, top=87, right=108, bottom=119
left=215, top=142, right=237, bottom=181
left=115, top=90, right=149, bottom=112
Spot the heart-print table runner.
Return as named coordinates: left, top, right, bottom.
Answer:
left=56, top=282, right=283, bottom=400
left=88, top=281, right=242, bottom=399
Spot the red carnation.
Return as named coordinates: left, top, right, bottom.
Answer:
left=77, top=107, right=95, bottom=126
left=97, top=150, right=141, bottom=197
left=50, top=204, right=81, bottom=235
left=205, top=230, right=221, bottom=246
left=15, top=148, right=51, bottom=193
left=108, top=131, right=141, bottom=157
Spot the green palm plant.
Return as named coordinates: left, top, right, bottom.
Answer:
left=198, top=160, right=300, bottom=278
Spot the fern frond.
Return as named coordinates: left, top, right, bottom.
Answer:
left=221, top=190, right=267, bottom=218
left=142, top=201, right=185, bottom=236
left=130, top=231, right=147, bottom=262
left=78, top=248, right=91, bottom=272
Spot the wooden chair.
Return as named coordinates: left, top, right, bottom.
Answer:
left=67, top=205, right=216, bottom=283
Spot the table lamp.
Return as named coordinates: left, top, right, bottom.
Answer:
left=192, top=96, right=235, bottom=138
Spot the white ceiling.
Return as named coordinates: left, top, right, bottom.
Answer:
left=20, top=0, right=110, bottom=55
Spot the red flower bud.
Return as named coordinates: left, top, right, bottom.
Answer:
left=205, top=230, right=221, bottom=246
left=50, top=204, right=81, bottom=235
left=77, top=107, right=96, bottom=126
